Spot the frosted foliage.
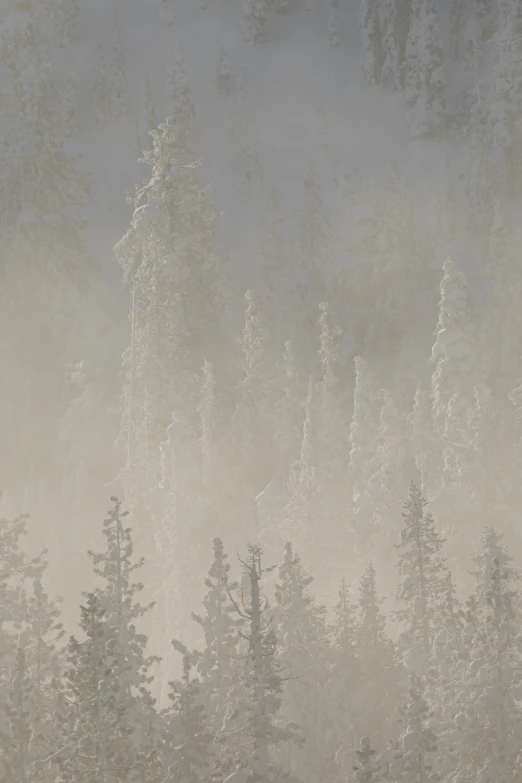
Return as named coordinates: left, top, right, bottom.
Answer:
left=431, top=259, right=474, bottom=434
left=9, top=3, right=522, bottom=782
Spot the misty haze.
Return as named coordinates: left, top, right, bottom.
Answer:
left=1, top=0, right=522, bottom=780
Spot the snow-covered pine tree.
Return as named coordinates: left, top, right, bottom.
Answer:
left=284, top=377, right=323, bottom=562
left=1, top=642, right=33, bottom=783
left=47, top=593, right=136, bottom=780
left=191, top=539, right=243, bottom=732
left=353, top=737, right=384, bottom=783
left=431, top=258, right=475, bottom=437
left=115, top=112, right=230, bottom=517
left=355, top=564, right=403, bottom=746
left=366, top=390, right=411, bottom=550
left=273, top=542, right=333, bottom=783
left=88, top=498, right=163, bottom=777
left=17, top=577, right=65, bottom=775
left=449, top=533, right=522, bottom=783
left=161, top=647, right=214, bottom=783
left=89, top=497, right=159, bottom=706
left=423, top=569, right=464, bottom=781
left=0, top=512, right=46, bottom=729
left=469, top=527, right=520, bottom=608
left=387, top=673, right=437, bottom=783
left=329, top=580, right=362, bottom=764
left=402, top=0, right=446, bottom=138
left=228, top=290, right=275, bottom=510
left=220, top=544, right=303, bottom=782
left=395, top=483, right=446, bottom=674
left=156, top=413, right=208, bottom=695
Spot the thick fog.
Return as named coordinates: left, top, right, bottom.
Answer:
left=1, top=0, right=522, bottom=780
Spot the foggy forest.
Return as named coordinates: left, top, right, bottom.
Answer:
left=2, top=0, right=522, bottom=780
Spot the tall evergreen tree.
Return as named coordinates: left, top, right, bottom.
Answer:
left=431, top=258, right=475, bottom=436
left=220, top=544, right=303, bottom=782
left=273, top=543, right=333, bottom=783
left=161, top=648, right=214, bottom=783
left=356, top=564, right=402, bottom=745
left=395, top=483, right=446, bottom=673
left=115, top=113, right=230, bottom=516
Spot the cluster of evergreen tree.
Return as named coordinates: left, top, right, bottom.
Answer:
left=358, top=0, right=522, bottom=217
left=1, top=487, right=521, bottom=783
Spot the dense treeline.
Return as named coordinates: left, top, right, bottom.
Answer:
left=2, top=487, right=521, bottom=783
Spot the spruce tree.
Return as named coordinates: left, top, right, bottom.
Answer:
left=273, top=543, right=333, bottom=783
left=387, top=674, right=437, bottom=783
left=395, top=483, right=446, bottom=673
left=161, top=648, right=214, bottom=783
left=449, top=533, right=522, bottom=783
left=220, top=544, right=303, bottom=782
left=431, top=258, right=475, bottom=436
left=115, top=113, right=230, bottom=517
left=356, top=564, right=402, bottom=745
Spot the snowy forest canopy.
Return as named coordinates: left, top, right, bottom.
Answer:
left=2, top=0, right=522, bottom=779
